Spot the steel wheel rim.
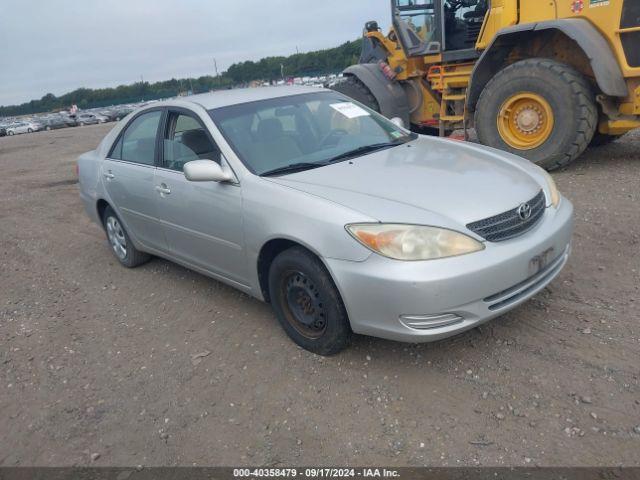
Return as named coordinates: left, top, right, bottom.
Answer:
left=279, top=270, right=327, bottom=339
left=497, top=92, right=554, bottom=150
left=106, top=216, right=127, bottom=260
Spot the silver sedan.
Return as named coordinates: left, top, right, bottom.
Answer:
left=78, top=86, right=573, bottom=355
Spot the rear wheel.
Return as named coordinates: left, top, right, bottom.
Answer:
left=268, top=247, right=351, bottom=355
left=331, top=76, right=380, bottom=112
left=475, top=58, right=597, bottom=170
left=102, top=206, right=150, bottom=268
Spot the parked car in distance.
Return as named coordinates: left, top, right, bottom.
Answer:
left=75, top=113, right=101, bottom=126
left=103, top=107, right=134, bottom=122
left=78, top=86, right=574, bottom=355
left=93, top=113, right=110, bottom=123
left=40, top=116, right=76, bottom=130
left=0, top=126, right=6, bottom=137
left=5, top=121, right=40, bottom=135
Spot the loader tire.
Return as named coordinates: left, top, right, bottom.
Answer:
left=331, top=76, right=380, bottom=112
left=475, top=58, right=597, bottom=171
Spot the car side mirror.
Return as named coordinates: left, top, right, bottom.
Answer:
left=183, top=160, right=233, bottom=183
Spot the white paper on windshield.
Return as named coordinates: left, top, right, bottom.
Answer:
left=330, top=102, right=370, bottom=119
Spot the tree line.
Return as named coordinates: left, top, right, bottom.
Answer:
left=1, top=40, right=362, bottom=117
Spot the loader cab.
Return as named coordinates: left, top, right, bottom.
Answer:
left=392, top=0, right=488, bottom=60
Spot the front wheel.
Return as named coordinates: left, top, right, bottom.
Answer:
left=27, top=128, right=33, bottom=133
left=7, top=131, right=14, bottom=136
left=475, top=58, right=597, bottom=171
left=268, top=247, right=351, bottom=355
left=102, top=206, right=150, bottom=268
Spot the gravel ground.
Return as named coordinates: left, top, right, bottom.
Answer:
left=0, top=124, right=638, bottom=467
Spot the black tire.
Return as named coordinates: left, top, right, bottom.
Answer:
left=45, top=126, right=51, bottom=131
left=101, top=206, right=150, bottom=268
left=79, top=122, right=84, bottom=127
left=268, top=247, right=351, bottom=355
left=475, top=58, right=597, bottom=171
left=8, top=131, right=14, bottom=136
left=331, top=75, right=380, bottom=112
left=27, top=128, right=33, bottom=133
left=590, top=131, right=626, bottom=147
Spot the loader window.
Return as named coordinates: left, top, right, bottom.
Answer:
left=444, top=0, right=488, bottom=51
left=397, top=0, right=438, bottom=43
left=393, top=0, right=441, bottom=57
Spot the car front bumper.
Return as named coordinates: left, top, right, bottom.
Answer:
left=325, top=198, right=574, bottom=343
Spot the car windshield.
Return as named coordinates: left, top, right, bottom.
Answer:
left=209, top=91, right=416, bottom=175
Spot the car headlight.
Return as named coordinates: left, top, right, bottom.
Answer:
left=541, top=170, right=561, bottom=208
left=346, top=224, right=484, bottom=261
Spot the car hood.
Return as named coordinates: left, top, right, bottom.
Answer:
left=267, top=137, right=544, bottom=230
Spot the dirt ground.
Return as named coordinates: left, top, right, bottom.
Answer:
left=0, top=124, right=638, bottom=467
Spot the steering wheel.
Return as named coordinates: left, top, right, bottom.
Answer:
left=320, top=129, right=349, bottom=148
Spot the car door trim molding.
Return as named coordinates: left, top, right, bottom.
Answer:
left=119, top=205, right=240, bottom=251
left=156, top=217, right=243, bottom=251
left=141, top=243, right=251, bottom=291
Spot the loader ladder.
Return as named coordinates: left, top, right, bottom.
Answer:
left=427, top=63, right=474, bottom=140
left=439, top=87, right=468, bottom=139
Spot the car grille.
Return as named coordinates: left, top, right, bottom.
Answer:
left=466, top=190, right=546, bottom=242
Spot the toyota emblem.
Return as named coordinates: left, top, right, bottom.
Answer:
left=518, top=203, right=532, bottom=221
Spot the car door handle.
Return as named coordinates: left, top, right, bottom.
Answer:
left=103, top=172, right=115, bottom=180
left=155, top=184, right=171, bottom=195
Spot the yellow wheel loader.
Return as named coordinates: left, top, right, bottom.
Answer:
left=332, top=0, right=640, bottom=170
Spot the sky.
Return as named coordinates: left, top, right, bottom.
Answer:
left=0, top=0, right=390, bottom=107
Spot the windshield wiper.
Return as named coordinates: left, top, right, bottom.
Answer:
left=260, top=162, right=328, bottom=177
left=325, top=142, right=403, bottom=164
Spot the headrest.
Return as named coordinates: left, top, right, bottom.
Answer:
left=181, top=129, right=211, bottom=155
left=256, top=118, right=284, bottom=142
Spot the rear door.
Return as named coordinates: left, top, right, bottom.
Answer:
left=153, top=108, right=248, bottom=285
left=102, top=109, right=167, bottom=251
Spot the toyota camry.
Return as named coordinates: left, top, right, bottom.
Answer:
left=77, top=86, right=573, bottom=355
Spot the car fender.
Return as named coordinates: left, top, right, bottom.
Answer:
left=241, top=177, right=376, bottom=300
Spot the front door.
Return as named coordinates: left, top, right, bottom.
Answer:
left=102, top=109, right=166, bottom=251
left=153, top=109, right=247, bottom=285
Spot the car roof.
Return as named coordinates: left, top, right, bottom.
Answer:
left=156, top=86, right=331, bottom=111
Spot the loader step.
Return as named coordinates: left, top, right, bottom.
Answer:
left=442, top=94, right=466, bottom=101
left=440, top=115, right=465, bottom=122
